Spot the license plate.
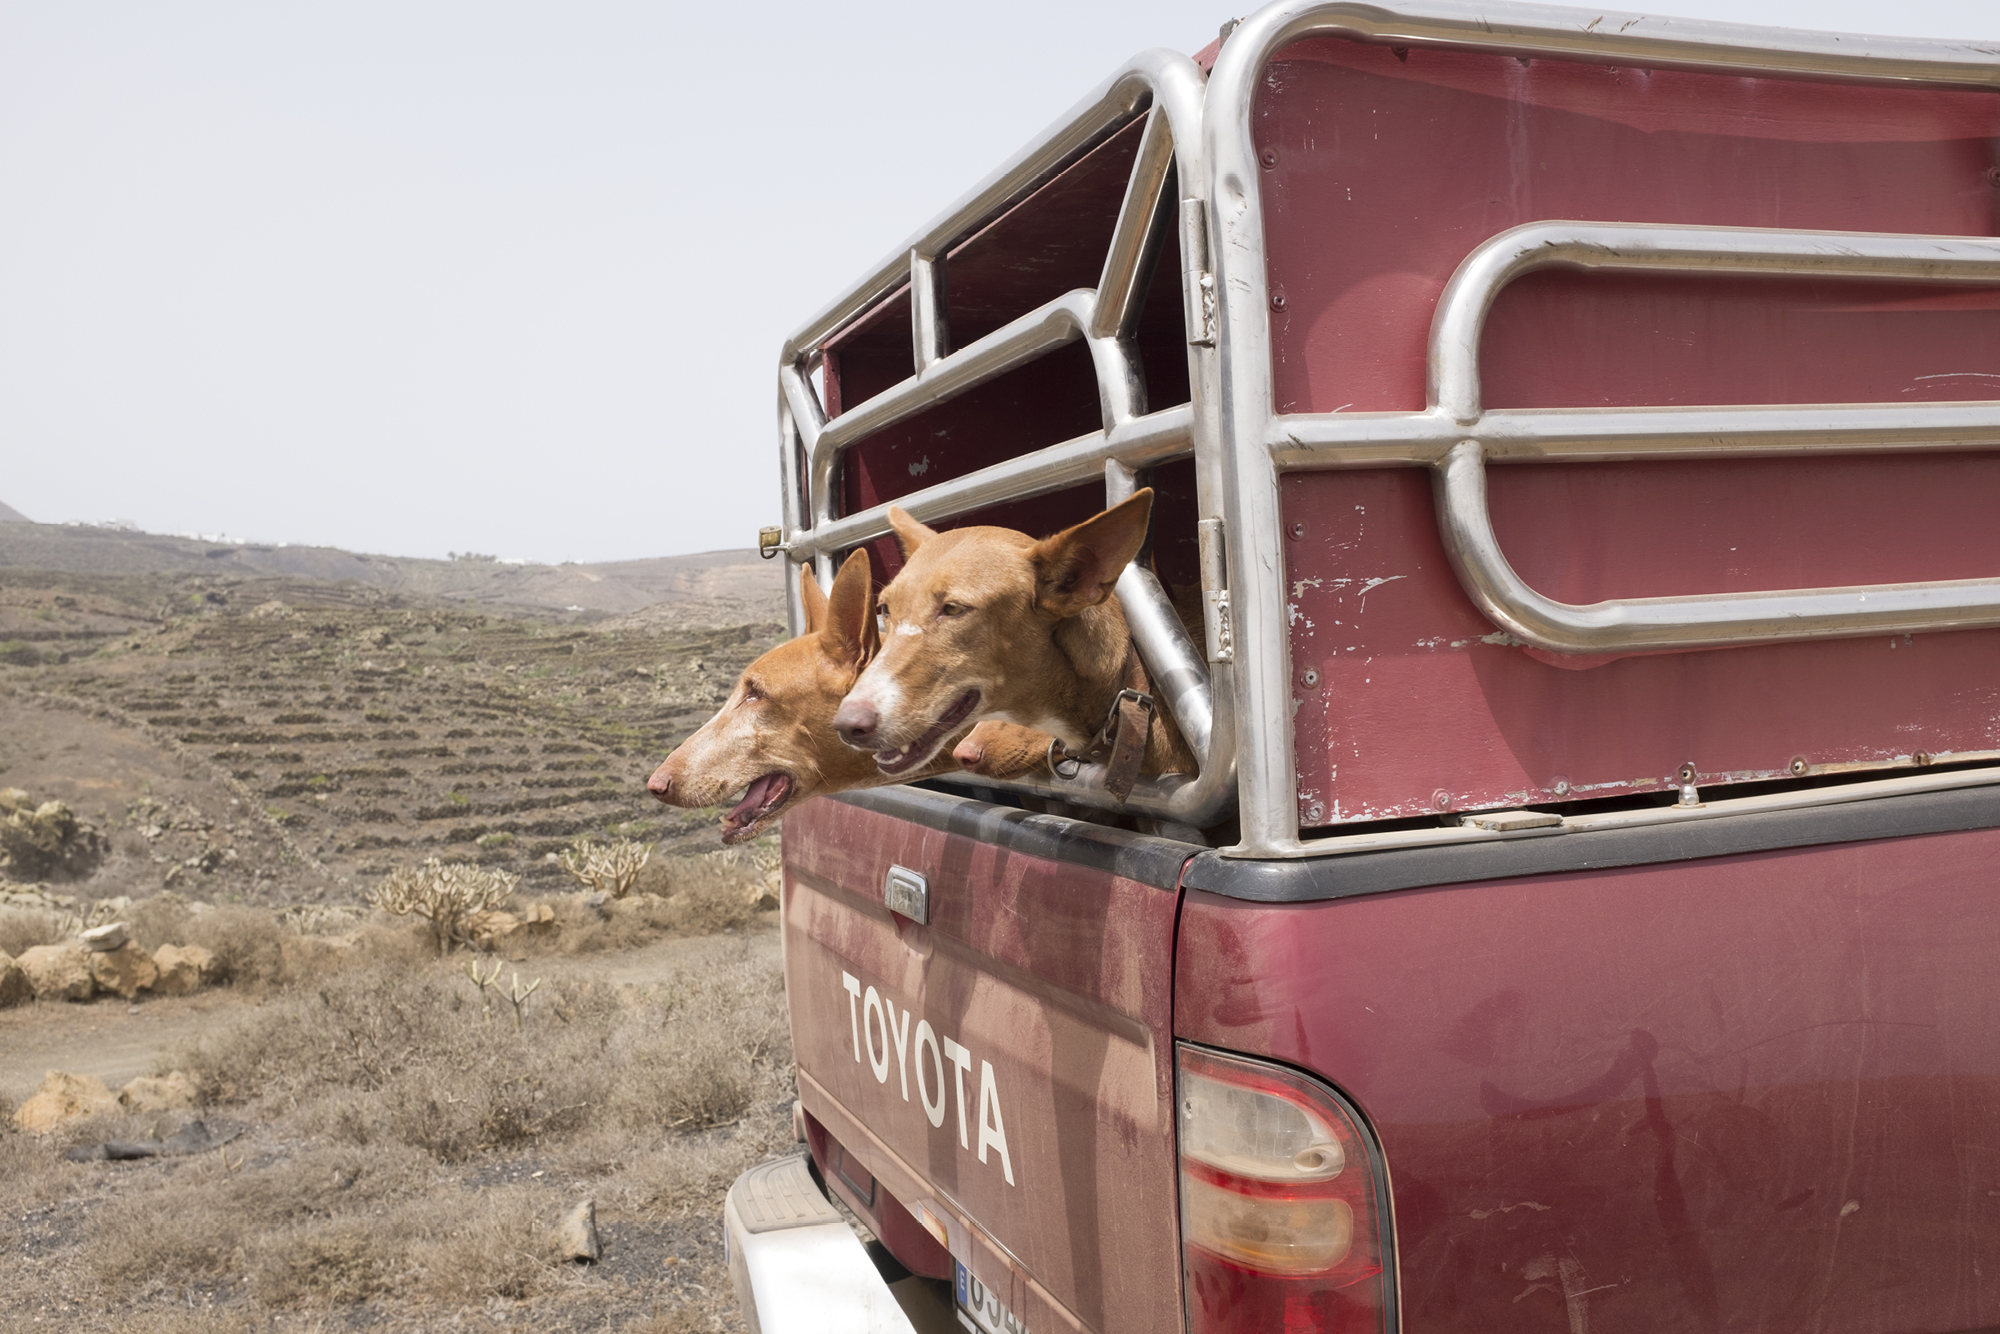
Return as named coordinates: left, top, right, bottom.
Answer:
left=955, top=1260, right=1032, bottom=1334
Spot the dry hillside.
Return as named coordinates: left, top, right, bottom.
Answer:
left=0, top=535, right=786, bottom=902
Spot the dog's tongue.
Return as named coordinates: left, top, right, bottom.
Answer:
left=724, top=773, right=791, bottom=829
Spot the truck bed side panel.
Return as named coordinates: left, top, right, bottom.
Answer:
left=1257, top=35, right=2000, bottom=824
left=1177, top=820, right=2000, bottom=1334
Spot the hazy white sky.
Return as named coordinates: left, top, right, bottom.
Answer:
left=1, top=0, right=1993, bottom=562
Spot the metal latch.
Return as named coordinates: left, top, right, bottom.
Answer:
left=884, top=865, right=928, bottom=924
left=758, top=526, right=784, bottom=560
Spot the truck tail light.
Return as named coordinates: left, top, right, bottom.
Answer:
left=1177, top=1044, right=1395, bottom=1334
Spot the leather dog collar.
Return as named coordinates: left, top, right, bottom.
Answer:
left=1047, top=644, right=1154, bottom=803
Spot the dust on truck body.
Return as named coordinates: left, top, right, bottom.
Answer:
left=722, top=2, right=2000, bottom=1331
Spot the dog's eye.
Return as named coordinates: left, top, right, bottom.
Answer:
left=741, top=682, right=762, bottom=703
left=939, top=602, right=968, bottom=618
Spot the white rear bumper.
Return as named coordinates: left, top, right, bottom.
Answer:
left=723, top=1155, right=919, bottom=1334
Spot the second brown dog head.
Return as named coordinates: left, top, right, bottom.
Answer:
left=646, top=550, right=882, bottom=843
left=831, top=489, right=1153, bottom=776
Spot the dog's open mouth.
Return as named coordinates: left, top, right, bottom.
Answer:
left=721, top=772, right=793, bottom=843
left=875, top=690, right=980, bottom=776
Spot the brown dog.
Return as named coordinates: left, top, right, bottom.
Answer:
left=830, top=489, right=1193, bottom=789
left=648, top=550, right=1045, bottom=843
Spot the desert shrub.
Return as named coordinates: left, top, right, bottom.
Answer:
left=370, top=857, right=517, bottom=956
left=661, top=856, right=766, bottom=936
left=543, top=891, right=677, bottom=955
left=172, top=964, right=617, bottom=1160
left=126, top=893, right=197, bottom=952
left=182, top=904, right=287, bottom=989
left=348, top=920, right=430, bottom=969
left=402, top=1188, right=562, bottom=1302
left=381, top=1053, right=602, bottom=1162
left=172, top=966, right=467, bottom=1104
left=0, top=1125, right=82, bottom=1216
left=88, top=1179, right=247, bottom=1291
left=0, top=793, right=106, bottom=881
left=604, top=952, right=790, bottom=1133
left=559, top=837, right=650, bottom=899
left=86, top=1142, right=562, bottom=1311
left=0, top=906, right=61, bottom=957
left=248, top=1222, right=391, bottom=1307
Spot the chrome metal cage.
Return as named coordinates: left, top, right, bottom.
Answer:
left=775, top=0, right=2000, bottom=858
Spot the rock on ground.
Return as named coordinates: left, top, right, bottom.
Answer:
left=80, top=921, right=129, bottom=952
left=88, top=941, right=158, bottom=999
left=14, top=1070, right=117, bottom=1132
left=17, top=943, right=94, bottom=1001
left=118, top=1071, right=197, bottom=1113
left=558, top=1198, right=602, bottom=1262
left=0, top=951, right=32, bottom=1008
left=151, top=943, right=214, bottom=996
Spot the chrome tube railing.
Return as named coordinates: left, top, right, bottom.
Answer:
left=786, top=406, right=1195, bottom=562
left=1434, top=439, right=2000, bottom=651
left=1429, top=223, right=2000, bottom=427
left=772, top=46, right=1236, bottom=826
left=781, top=49, right=1207, bottom=363
left=1271, top=401, right=2000, bottom=467
left=1423, top=223, right=2000, bottom=651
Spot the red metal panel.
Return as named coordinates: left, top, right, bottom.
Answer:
left=1176, top=827, right=2000, bottom=1334
left=1260, top=38, right=2000, bottom=823
left=782, top=797, right=1184, bottom=1334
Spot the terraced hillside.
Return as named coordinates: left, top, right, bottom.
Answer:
left=0, top=563, right=785, bottom=904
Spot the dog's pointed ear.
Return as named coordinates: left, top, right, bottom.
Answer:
left=887, top=507, right=937, bottom=559
left=798, top=565, right=829, bottom=634
left=1029, top=488, right=1154, bottom=619
left=820, top=549, right=876, bottom=670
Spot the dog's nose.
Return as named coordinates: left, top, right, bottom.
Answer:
left=832, top=698, right=879, bottom=748
left=646, top=762, right=674, bottom=801
left=952, top=736, right=984, bottom=770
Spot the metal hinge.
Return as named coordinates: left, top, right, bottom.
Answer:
left=1197, top=517, right=1232, bottom=663
left=1181, top=199, right=1216, bottom=348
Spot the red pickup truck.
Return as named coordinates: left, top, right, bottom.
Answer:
left=723, top=3, right=2000, bottom=1331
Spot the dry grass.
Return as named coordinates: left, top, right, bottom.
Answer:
left=86, top=1144, right=572, bottom=1308
left=41, top=939, right=793, bottom=1324
left=174, top=950, right=787, bottom=1146
left=0, top=870, right=787, bottom=1332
